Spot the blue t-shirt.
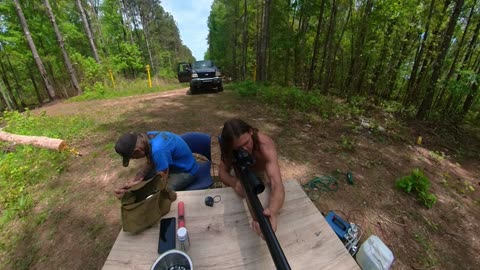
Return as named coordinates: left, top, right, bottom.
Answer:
left=147, top=131, right=199, bottom=175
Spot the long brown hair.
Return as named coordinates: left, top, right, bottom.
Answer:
left=220, top=118, right=259, bottom=165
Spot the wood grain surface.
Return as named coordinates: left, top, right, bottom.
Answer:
left=103, top=180, right=360, bottom=270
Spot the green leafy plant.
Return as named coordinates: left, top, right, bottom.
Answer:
left=395, top=169, right=437, bottom=208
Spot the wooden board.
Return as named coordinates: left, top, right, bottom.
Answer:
left=103, top=180, right=360, bottom=270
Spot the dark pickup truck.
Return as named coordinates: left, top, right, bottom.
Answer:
left=177, top=60, right=223, bottom=94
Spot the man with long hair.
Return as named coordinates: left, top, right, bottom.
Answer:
left=219, top=118, right=285, bottom=238
left=114, top=131, right=199, bottom=198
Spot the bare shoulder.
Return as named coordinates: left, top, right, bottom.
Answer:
left=257, top=132, right=277, bottom=156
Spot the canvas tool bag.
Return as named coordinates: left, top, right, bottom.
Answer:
left=121, top=175, right=177, bottom=234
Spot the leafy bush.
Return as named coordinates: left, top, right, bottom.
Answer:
left=231, top=82, right=369, bottom=119
left=70, top=53, right=104, bottom=86
left=395, top=169, right=437, bottom=208
left=112, top=42, right=144, bottom=77
left=232, top=82, right=332, bottom=114
left=235, top=80, right=258, bottom=97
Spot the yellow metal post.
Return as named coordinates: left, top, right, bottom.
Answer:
left=109, top=69, right=116, bottom=88
left=146, top=65, right=152, bottom=88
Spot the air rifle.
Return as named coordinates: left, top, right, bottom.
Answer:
left=233, top=149, right=291, bottom=270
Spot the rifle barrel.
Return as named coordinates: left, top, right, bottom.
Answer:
left=237, top=166, right=291, bottom=270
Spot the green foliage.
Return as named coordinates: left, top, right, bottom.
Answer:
left=112, top=42, right=144, bottom=77
left=395, top=169, right=437, bottom=208
left=232, top=81, right=332, bottom=114
left=232, top=81, right=376, bottom=120
left=68, top=80, right=182, bottom=102
left=70, top=53, right=104, bottom=86
left=158, top=67, right=177, bottom=79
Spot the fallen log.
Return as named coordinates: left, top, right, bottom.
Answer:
left=0, top=131, right=67, bottom=151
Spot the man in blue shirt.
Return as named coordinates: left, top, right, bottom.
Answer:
left=114, top=131, right=199, bottom=198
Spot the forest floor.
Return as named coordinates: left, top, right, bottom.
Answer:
left=5, top=87, right=480, bottom=269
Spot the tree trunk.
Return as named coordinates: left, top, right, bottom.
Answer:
left=242, top=0, right=248, bottom=81
left=434, top=0, right=477, bottom=108
left=404, top=0, right=435, bottom=105
left=27, top=62, right=43, bottom=105
left=320, top=0, right=337, bottom=93
left=0, top=83, right=10, bottom=110
left=417, top=0, right=464, bottom=119
left=284, top=3, right=296, bottom=85
left=407, top=0, right=451, bottom=106
left=459, top=14, right=480, bottom=72
left=387, top=30, right=416, bottom=99
left=0, top=61, right=19, bottom=110
left=307, top=0, right=326, bottom=90
left=264, top=0, right=271, bottom=81
left=138, top=5, right=154, bottom=73
left=13, top=0, right=56, bottom=100
left=258, top=0, right=271, bottom=82
left=0, top=131, right=67, bottom=151
left=371, top=21, right=394, bottom=96
left=255, top=0, right=262, bottom=81
left=294, top=3, right=310, bottom=87
left=335, top=0, right=352, bottom=92
left=462, top=80, right=479, bottom=116
left=87, top=0, right=107, bottom=55
left=232, top=0, right=239, bottom=80
left=77, top=0, right=100, bottom=63
left=44, top=0, right=82, bottom=95
left=5, top=53, right=27, bottom=108
left=348, top=0, right=373, bottom=95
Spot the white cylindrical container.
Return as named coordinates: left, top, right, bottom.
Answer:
left=356, top=235, right=394, bottom=270
left=177, top=227, right=190, bottom=252
left=150, top=249, right=193, bottom=270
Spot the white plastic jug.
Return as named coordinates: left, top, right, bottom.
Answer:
left=356, top=235, right=394, bottom=270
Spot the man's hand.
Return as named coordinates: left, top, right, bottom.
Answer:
left=233, top=181, right=246, bottom=198
left=252, top=208, right=278, bottom=240
left=114, top=187, right=128, bottom=199
left=114, top=178, right=142, bottom=199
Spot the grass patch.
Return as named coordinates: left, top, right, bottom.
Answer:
left=1, top=110, right=94, bottom=140
left=0, top=109, right=97, bottom=269
left=414, top=230, right=438, bottom=267
left=68, top=79, right=184, bottom=102
left=0, top=110, right=95, bottom=226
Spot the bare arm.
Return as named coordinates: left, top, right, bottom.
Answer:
left=250, top=134, right=284, bottom=238
left=261, top=136, right=284, bottom=216
left=134, top=163, right=153, bottom=182
left=114, top=162, right=153, bottom=198
left=157, top=168, right=169, bottom=181
left=219, top=159, right=245, bottom=197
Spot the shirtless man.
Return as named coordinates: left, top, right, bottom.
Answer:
left=218, top=118, right=285, bottom=238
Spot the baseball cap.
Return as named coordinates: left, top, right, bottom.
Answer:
left=115, top=133, right=138, bottom=167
